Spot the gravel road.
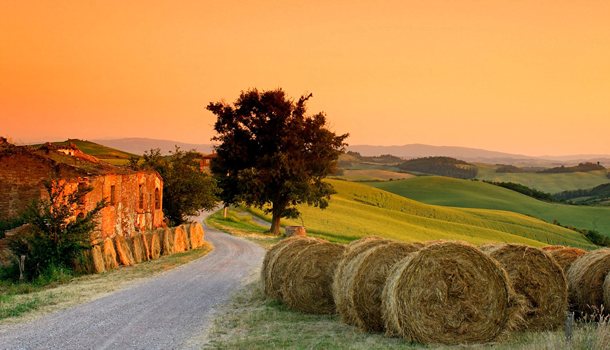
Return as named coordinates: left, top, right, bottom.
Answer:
left=0, top=211, right=266, bottom=350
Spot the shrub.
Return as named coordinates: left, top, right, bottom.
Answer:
left=6, top=179, right=107, bottom=281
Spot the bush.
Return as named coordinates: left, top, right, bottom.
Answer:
left=6, top=179, right=107, bottom=281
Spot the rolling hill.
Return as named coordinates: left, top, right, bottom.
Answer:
left=42, top=139, right=139, bottom=165
left=475, top=163, right=610, bottom=193
left=366, top=176, right=610, bottom=239
left=247, top=180, right=595, bottom=248
left=92, top=138, right=213, bottom=156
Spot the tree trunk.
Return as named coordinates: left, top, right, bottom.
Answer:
left=270, top=214, right=282, bottom=235
left=269, top=202, right=285, bottom=235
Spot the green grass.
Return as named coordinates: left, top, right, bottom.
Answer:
left=366, top=176, right=610, bottom=240
left=245, top=180, right=594, bottom=248
left=337, top=169, right=414, bottom=181
left=33, top=139, right=140, bottom=163
left=205, top=209, right=281, bottom=249
left=475, top=163, right=610, bottom=193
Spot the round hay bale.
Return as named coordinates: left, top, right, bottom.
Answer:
left=160, top=228, right=174, bottom=255
left=281, top=242, right=347, bottom=314
left=101, top=238, right=118, bottom=270
left=91, top=245, right=105, bottom=273
left=173, top=226, right=188, bottom=253
left=190, top=222, right=205, bottom=248
left=333, top=236, right=390, bottom=325
left=114, top=235, right=135, bottom=266
left=549, top=247, right=587, bottom=273
left=424, top=239, right=447, bottom=247
left=541, top=245, right=565, bottom=252
left=181, top=224, right=193, bottom=250
left=383, top=241, right=524, bottom=344
left=264, top=236, right=324, bottom=300
left=146, top=231, right=161, bottom=260
left=138, top=233, right=151, bottom=262
left=566, top=248, right=610, bottom=314
left=352, top=242, right=422, bottom=333
left=604, top=273, right=610, bottom=313
left=480, top=243, right=567, bottom=331
left=126, top=236, right=145, bottom=264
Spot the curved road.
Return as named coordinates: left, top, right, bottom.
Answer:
left=0, top=211, right=266, bottom=350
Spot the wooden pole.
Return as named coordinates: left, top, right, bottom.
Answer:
left=565, top=312, right=574, bottom=342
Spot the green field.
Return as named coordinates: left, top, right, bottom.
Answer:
left=337, top=169, right=414, bottom=181
left=367, top=176, right=610, bottom=239
left=247, top=179, right=594, bottom=248
left=475, top=163, right=610, bottom=193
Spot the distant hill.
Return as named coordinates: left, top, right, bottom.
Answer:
left=398, top=156, right=478, bottom=179
left=348, top=144, right=610, bottom=166
left=92, top=138, right=214, bottom=156
left=35, top=139, right=139, bottom=165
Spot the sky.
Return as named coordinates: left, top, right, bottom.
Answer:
left=1, top=0, right=609, bottom=156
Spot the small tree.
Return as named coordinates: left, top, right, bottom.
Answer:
left=207, top=88, right=349, bottom=234
left=8, top=179, right=107, bottom=280
left=140, top=147, right=219, bottom=226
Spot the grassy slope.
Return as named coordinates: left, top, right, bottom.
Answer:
left=367, top=176, right=610, bottom=239
left=475, top=163, right=610, bottom=193
left=249, top=180, right=594, bottom=248
left=339, top=169, right=414, bottom=181
left=47, top=139, right=139, bottom=165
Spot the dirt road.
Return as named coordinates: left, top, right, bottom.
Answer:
left=0, top=212, right=266, bottom=350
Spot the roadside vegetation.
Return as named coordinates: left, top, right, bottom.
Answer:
left=0, top=242, right=212, bottom=324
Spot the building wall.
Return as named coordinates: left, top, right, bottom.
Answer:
left=0, top=151, right=164, bottom=239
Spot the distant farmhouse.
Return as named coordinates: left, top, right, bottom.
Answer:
left=0, top=137, right=164, bottom=238
left=199, top=151, right=216, bottom=173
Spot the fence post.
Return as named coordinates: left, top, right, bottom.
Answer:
left=18, top=255, right=25, bottom=281
left=565, top=312, right=574, bottom=341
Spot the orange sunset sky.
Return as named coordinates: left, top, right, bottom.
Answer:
left=1, top=1, right=609, bottom=156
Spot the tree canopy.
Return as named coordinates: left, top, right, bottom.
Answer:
left=140, top=147, right=219, bottom=226
left=207, top=88, right=349, bottom=234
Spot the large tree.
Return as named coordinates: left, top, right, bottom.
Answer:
left=207, top=88, right=349, bottom=234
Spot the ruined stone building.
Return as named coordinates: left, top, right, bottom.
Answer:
left=0, top=138, right=164, bottom=239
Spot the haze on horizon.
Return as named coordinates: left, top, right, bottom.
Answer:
left=1, top=1, right=609, bottom=157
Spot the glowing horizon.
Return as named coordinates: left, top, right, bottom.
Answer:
left=1, top=1, right=609, bottom=157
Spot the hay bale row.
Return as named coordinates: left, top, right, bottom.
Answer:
left=114, top=235, right=135, bottom=266
left=479, top=243, right=567, bottom=331
left=173, top=225, right=189, bottom=253
left=190, top=222, right=205, bottom=248
left=548, top=247, right=587, bottom=273
left=567, top=248, right=610, bottom=314
left=333, top=236, right=389, bottom=325
left=281, top=242, right=347, bottom=314
left=352, top=241, right=422, bottom=332
left=75, top=223, right=207, bottom=274
left=264, top=236, right=323, bottom=300
left=383, top=242, right=524, bottom=344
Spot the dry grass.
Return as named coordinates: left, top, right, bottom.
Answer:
left=0, top=242, right=213, bottom=326
left=204, top=274, right=610, bottom=349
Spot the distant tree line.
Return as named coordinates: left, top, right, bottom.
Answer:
left=607, top=172, right=610, bottom=179
left=397, top=157, right=478, bottom=179
left=483, top=180, right=558, bottom=202
left=552, top=219, right=610, bottom=247
left=345, top=151, right=403, bottom=164
left=554, top=183, right=610, bottom=202
left=536, top=162, right=605, bottom=174
left=495, top=165, right=538, bottom=173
